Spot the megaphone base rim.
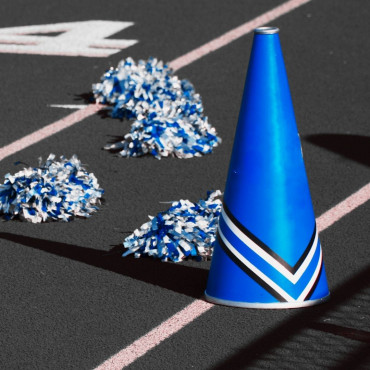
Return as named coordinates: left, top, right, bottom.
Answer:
left=204, top=292, right=330, bottom=309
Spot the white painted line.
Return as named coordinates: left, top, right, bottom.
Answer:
left=0, top=0, right=365, bottom=368
left=91, top=1, right=323, bottom=368
left=168, top=0, right=312, bottom=71
left=0, top=21, right=137, bottom=58
left=0, top=104, right=103, bottom=162
left=0, top=0, right=312, bottom=163
left=49, top=104, right=88, bottom=109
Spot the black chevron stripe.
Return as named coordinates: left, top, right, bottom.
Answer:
left=223, top=203, right=316, bottom=274
left=217, top=232, right=287, bottom=303
left=304, top=259, right=323, bottom=301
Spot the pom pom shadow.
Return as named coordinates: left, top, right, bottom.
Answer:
left=0, top=232, right=209, bottom=299
left=74, top=92, right=95, bottom=104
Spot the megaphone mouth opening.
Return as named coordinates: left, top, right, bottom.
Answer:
left=254, top=27, right=279, bottom=34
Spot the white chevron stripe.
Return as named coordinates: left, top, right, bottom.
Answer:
left=297, top=247, right=323, bottom=302
left=218, top=228, right=295, bottom=302
left=221, top=208, right=318, bottom=284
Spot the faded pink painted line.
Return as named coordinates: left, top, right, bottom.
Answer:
left=93, top=1, right=322, bottom=369
left=95, top=182, right=370, bottom=370
left=316, top=182, right=370, bottom=232
left=168, top=0, right=311, bottom=71
left=0, top=0, right=311, bottom=162
left=0, top=103, right=103, bottom=162
left=95, top=300, right=214, bottom=370
left=0, top=49, right=118, bottom=58
left=1, top=0, right=365, bottom=368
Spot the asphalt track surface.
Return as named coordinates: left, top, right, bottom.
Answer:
left=0, top=0, right=369, bottom=369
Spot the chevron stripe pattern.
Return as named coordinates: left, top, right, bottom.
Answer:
left=218, top=204, right=324, bottom=303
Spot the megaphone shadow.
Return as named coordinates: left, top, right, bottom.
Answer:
left=305, top=134, right=370, bottom=167
left=212, top=264, right=370, bottom=370
left=0, top=232, right=208, bottom=299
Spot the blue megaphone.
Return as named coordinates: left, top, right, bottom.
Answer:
left=205, top=27, right=330, bottom=308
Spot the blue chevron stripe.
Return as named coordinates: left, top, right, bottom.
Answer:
left=218, top=210, right=323, bottom=301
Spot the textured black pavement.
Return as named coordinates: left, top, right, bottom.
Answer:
left=0, top=0, right=369, bottom=369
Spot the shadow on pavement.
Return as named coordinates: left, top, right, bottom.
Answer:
left=74, top=92, right=112, bottom=118
left=2, top=232, right=369, bottom=368
left=305, top=134, right=370, bottom=167
left=74, top=92, right=95, bottom=104
left=0, top=232, right=208, bottom=299
left=211, top=265, right=370, bottom=369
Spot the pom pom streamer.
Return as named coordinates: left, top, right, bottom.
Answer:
left=0, top=154, right=104, bottom=223
left=123, top=190, right=222, bottom=262
left=93, top=57, right=221, bottom=159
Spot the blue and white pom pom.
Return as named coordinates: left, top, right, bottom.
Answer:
left=93, top=57, right=221, bottom=159
left=123, top=190, right=222, bottom=262
left=0, top=154, right=104, bottom=223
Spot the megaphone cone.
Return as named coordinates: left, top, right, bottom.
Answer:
left=205, top=27, right=330, bottom=308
